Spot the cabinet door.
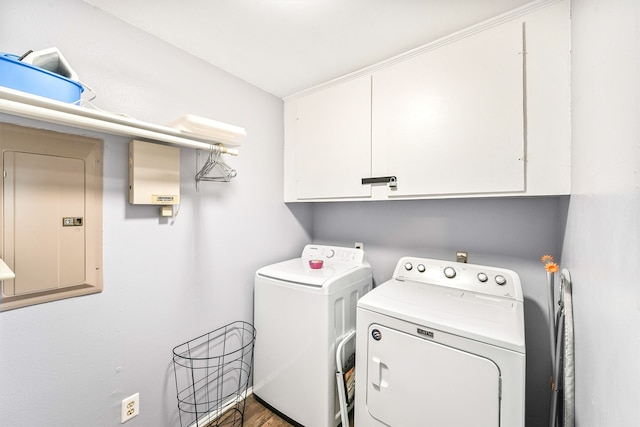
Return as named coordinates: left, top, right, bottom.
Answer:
left=294, top=75, right=371, bottom=200
left=372, top=20, right=525, bottom=197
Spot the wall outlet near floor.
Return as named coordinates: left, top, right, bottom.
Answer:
left=121, top=392, right=139, bottom=423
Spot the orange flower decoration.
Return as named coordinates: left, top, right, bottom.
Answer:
left=541, top=254, right=554, bottom=263
left=545, top=262, right=560, bottom=273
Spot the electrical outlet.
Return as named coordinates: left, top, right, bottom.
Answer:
left=121, top=393, right=139, bottom=423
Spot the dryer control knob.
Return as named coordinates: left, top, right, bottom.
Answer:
left=477, top=273, right=488, bottom=283
left=495, top=275, right=507, bottom=286
left=404, top=262, right=413, bottom=271
left=326, top=249, right=335, bottom=258
left=444, top=267, right=456, bottom=278
left=417, top=264, right=426, bottom=273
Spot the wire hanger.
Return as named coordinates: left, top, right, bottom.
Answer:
left=195, top=145, right=237, bottom=190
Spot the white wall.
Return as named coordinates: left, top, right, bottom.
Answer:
left=563, top=0, right=640, bottom=425
left=311, top=197, right=567, bottom=427
left=0, top=1, right=312, bottom=426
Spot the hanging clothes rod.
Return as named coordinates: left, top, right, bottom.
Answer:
left=0, top=87, right=245, bottom=151
left=209, top=145, right=239, bottom=156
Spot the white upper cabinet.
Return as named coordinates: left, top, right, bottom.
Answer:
left=372, top=19, right=525, bottom=198
left=284, top=0, right=570, bottom=202
left=288, top=75, right=372, bottom=200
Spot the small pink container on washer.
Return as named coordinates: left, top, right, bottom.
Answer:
left=309, top=259, right=324, bottom=269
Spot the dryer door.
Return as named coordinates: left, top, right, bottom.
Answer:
left=366, top=324, right=500, bottom=427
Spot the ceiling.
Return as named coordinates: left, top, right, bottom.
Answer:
left=82, top=0, right=533, bottom=98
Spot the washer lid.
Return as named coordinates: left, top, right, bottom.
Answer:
left=257, top=258, right=363, bottom=287
left=358, top=279, right=525, bottom=353
left=257, top=244, right=369, bottom=287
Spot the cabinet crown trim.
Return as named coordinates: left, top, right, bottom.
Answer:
left=284, top=0, right=563, bottom=101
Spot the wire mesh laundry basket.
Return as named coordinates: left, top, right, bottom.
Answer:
left=173, top=321, right=256, bottom=427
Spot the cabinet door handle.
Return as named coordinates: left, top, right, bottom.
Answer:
left=361, top=176, right=397, bottom=188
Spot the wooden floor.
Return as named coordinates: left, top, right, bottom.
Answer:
left=243, top=394, right=295, bottom=427
left=242, top=394, right=354, bottom=427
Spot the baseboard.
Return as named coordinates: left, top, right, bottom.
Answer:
left=187, top=387, right=254, bottom=427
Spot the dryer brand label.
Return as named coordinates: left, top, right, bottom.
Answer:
left=417, top=328, right=434, bottom=338
left=371, top=329, right=382, bottom=341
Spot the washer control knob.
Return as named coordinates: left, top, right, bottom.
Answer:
left=404, top=262, right=413, bottom=271
left=495, top=275, right=507, bottom=286
left=444, top=267, right=456, bottom=278
left=477, top=273, right=488, bottom=283
left=417, top=264, right=426, bottom=273
left=326, top=249, right=335, bottom=258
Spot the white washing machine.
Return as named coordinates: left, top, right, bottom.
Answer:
left=355, top=256, right=526, bottom=427
left=253, top=244, right=372, bottom=427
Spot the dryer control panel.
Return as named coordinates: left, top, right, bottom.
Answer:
left=393, top=257, right=523, bottom=302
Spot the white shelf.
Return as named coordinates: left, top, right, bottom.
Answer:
left=0, top=86, right=243, bottom=150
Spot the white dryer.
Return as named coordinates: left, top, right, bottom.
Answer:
left=253, top=244, right=372, bottom=427
left=355, top=257, right=526, bottom=427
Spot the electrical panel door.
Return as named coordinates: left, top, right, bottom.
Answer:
left=4, top=152, right=86, bottom=294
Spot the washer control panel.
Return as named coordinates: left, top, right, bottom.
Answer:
left=301, top=244, right=365, bottom=266
left=394, top=257, right=523, bottom=301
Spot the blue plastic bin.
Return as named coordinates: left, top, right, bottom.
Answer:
left=0, top=53, right=83, bottom=103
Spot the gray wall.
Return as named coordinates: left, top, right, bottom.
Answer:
left=312, top=197, right=567, bottom=426
left=312, top=1, right=640, bottom=426
left=2, top=1, right=638, bottom=427
left=562, top=0, right=640, bottom=425
left=313, top=3, right=640, bottom=426
left=0, top=1, right=312, bottom=426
